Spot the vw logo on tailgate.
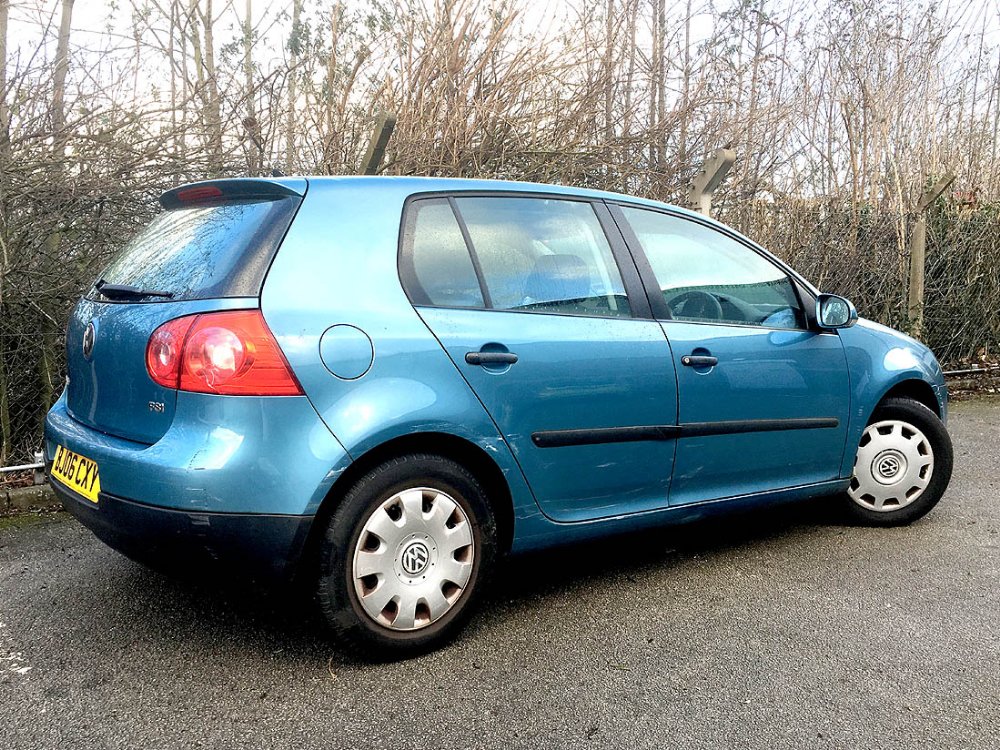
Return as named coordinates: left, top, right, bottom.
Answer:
left=82, top=322, right=96, bottom=360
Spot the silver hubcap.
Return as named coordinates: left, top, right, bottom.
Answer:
left=352, top=487, right=475, bottom=631
left=848, top=419, right=934, bottom=512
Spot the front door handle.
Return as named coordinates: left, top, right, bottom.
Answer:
left=681, top=354, right=718, bottom=367
left=465, top=351, right=519, bottom=366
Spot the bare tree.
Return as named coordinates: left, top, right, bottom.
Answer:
left=3, top=0, right=1000, bottom=467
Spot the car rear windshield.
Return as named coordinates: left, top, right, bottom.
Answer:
left=89, top=197, right=300, bottom=302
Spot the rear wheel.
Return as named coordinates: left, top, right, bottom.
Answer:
left=844, top=397, right=952, bottom=526
left=317, top=454, right=496, bottom=660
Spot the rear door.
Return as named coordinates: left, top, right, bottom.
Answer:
left=64, top=179, right=303, bottom=444
left=402, top=194, right=679, bottom=523
left=612, top=204, right=851, bottom=506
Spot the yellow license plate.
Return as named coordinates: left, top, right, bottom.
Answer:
left=51, top=445, right=101, bottom=504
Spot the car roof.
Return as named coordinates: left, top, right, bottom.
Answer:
left=166, top=174, right=715, bottom=226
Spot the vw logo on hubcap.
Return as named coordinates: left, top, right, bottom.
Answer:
left=400, top=541, right=430, bottom=576
left=82, top=322, right=96, bottom=360
left=872, top=449, right=906, bottom=483
left=877, top=456, right=900, bottom=478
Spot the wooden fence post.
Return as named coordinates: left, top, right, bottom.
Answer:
left=360, top=111, right=397, bottom=175
left=908, top=174, right=954, bottom=339
left=687, top=147, right=735, bottom=217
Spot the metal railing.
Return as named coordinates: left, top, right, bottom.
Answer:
left=0, top=451, right=46, bottom=485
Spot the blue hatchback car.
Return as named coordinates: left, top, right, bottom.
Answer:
left=45, top=176, right=953, bottom=657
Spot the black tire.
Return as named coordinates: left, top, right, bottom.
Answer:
left=316, top=453, right=496, bottom=660
left=842, top=397, right=953, bottom=526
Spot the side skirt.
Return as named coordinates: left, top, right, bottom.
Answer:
left=509, top=478, right=850, bottom=554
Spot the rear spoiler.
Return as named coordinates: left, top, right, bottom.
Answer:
left=160, top=178, right=307, bottom=210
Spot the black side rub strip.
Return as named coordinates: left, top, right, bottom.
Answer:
left=531, top=418, right=840, bottom=448
left=681, top=418, right=840, bottom=437
left=532, top=425, right=681, bottom=448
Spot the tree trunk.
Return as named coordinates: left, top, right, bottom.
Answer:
left=324, top=4, right=341, bottom=173
left=622, top=0, right=637, bottom=191
left=168, top=0, right=180, bottom=159
left=51, top=0, right=74, bottom=138
left=36, top=0, right=75, bottom=456
left=204, top=0, right=223, bottom=174
left=655, top=0, right=666, bottom=173
left=0, top=0, right=10, bottom=463
left=604, top=0, right=614, bottom=145
left=285, top=0, right=302, bottom=171
left=244, top=0, right=259, bottom=175
left=193, top=0, right=223, bottom=175
left=648, top=0, right=659, bottom=172
left=678, top=0, right=692, bottom=167
left=0, top=0, right=9, bottom=140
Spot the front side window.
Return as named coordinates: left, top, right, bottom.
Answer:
left=453, top=197, right=630, bottom=318
left=620, top=207, right=803, bottom=329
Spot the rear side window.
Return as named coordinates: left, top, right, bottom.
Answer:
left=400, top=195, right=631, bottom=319
left=399, top=199, right=484, bottom=308
left=91, top=197, right=299, bottom=302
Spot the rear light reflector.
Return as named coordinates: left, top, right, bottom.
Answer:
left=145, top=310, right=303, bottom=396
left=146, top=316, right=196, bottom=387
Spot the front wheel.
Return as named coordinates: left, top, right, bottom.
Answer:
left=317, top=454, right=496, bottom=660
left=844, top=397, right=953, bottom=526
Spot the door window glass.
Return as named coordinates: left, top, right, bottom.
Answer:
left=454, top=197, right=630, bottom=318
left=401, top=199, right=484, bottom=308
left=621, top=207, right=802, bottom=329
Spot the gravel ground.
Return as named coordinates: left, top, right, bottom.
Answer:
left=1, top=397, right=998, bottom=749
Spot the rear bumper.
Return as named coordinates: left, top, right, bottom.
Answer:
left=51, top=477, right=314, bottom=581
left=44, top=390, right=349, bottom=516
left=44, top=388, right=351, bottom=580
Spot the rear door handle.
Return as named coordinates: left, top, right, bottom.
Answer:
left=465, top=351, right=519, bottom=366
left=681, top=354, right=718, bottom=367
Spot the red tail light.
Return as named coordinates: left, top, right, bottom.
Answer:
left=145, top=310, right=303, bottom=396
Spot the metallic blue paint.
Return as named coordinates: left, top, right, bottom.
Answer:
left=318, top=324, right=375, bottom=380
left=44, top=175, right=949, bottom=574
left=419, top=307, right=678, bottom=522
left=65, top=297, right=261, bottom=444
left=663, top=321, right=851, bottom=504
left=257, top=178, right=544, bottom=535
left=510, top=478, right=852, bottom=552
left=836, top=318, right=947, bottom=477
left=47, top=388, right=347, bottom=516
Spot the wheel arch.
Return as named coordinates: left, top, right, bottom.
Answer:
left=839, top=373, right=945, bottom=480
left=300, top=432, right=516, bottom=574
left=875, top=378, right=941, bottom=418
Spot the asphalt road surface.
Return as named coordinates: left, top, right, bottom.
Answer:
left=2, top=397, right=998, bottom=749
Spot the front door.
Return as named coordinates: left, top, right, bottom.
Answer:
left=400, top=194, right=679, bottom=522
left=612, top=204, right=851, bottom=506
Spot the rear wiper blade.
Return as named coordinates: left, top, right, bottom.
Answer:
left=94, top=278, right=174, bottom=300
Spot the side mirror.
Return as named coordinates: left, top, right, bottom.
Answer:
left=816, top=294, right=858, bottom=329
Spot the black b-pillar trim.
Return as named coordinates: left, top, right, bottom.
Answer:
left=531, top=418, right=840, bottom=448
